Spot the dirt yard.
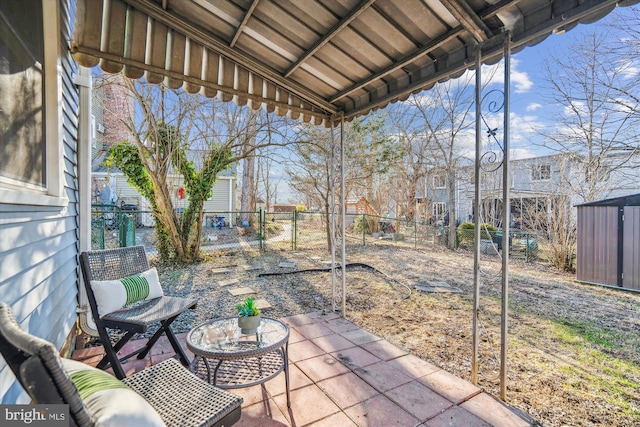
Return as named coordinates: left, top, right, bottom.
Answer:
left=155, top=244, right=640, bottom=427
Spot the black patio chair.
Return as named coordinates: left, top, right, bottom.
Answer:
left=80, top=245, right=197, bottom=379
left=0, top=302, right=242, bottom=427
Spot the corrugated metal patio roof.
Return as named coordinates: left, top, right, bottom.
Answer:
left=72, top=0, right=638, bottom=127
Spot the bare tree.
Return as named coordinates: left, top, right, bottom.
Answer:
left=385, top=101, right=437, bottom=220
left=539, top=30, right=640, bottom=203
left=101, top=76, right=295, bottom=262
left=286, top=115, right=396, bottom=250
left=410, top=74, right=476, bottom=248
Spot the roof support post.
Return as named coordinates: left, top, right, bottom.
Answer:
left=330, top=119, right=337, bottom=312
left=500, top=32, right=512, bottom=401
left=340, top=116, right=346, bottom=316
left=471, top=45, right=482, bottom=386
left=329, top=114, right=347, bottom=317
left=75, top=65, right=98, bottom=336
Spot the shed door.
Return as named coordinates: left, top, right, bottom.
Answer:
left=623, top=206, right=640, bottom=290
left=577, top=206, right=619, bottom=286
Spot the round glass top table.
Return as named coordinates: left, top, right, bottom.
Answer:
left=186, top=317, right=291, bottom=407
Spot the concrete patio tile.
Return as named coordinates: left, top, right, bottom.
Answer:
left=283, top=312, right=340, bottom=327
left=331, top=346, right=381, bottom=370
left=149, top=336, right=173, bottom=355
left=385, top=380, right=454, bottom=421
left=295, top=322, right=334, bottom=339
left=324, top=317, right=360, bottom=334
left=236, top=398, right=291, bottom=427
left=229, top=287, right=256, bottom=296
left=118, top=337, right=149, bottom=356
left=288, top=340, right=326, bottom=363
left=317, top=372, right=379, bottom=409
left=253, top=298, right=272, bottom=310
left=340, top=328, right=381, bottom=345
left=150, top=352, right=175, bottom=365
left=71, top=345, right=105, bottom=361
left=232, top=384, right=269, bottom=407
left=288, top=327, right=306, bottom=344
left=77, top=354, right=103, bottom=368
left=263, top=364, right=313, bottom=397
left=387, top=354, right=441, bottom=379
left=296, top=354, right=351, bottom=382
left=461, top=392, right=531, bottom=427
left=353, top=361, right=413, bottom=392
left=344, top=394, right=419, bottom=427
left=307, top=411, right=358, bottom=426
left=417, top=369, right=481, bottom=405
left=360, top=339, right=408, bottom=361
left=218, top=278, right=239, bottom=287
left=273, top=385, right=341, bottom=426
left=311, top=333, right=356, bottom=353
left=278, top=262, right=297, bottom=268
left=209, top=267, right=234, bottom=274
left=424, top=406, right=491, bottom=427
left=120, top=357, right=152, bottom=376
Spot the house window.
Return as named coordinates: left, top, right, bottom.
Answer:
left=0, top=0, right=63, bottom=204
left=433, top=174, right=446, bottom=188
left=531, top=164, right=551, bottom=181
left=433, top=202, right=446, bottom=219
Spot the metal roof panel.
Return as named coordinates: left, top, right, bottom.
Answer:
left=71, top=0, right=639, bottom=127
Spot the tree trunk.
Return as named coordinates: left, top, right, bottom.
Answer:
left=240, top=112, right=257, bottom=224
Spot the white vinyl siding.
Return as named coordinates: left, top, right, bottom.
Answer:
left=0, top=0, right=80, bottom=404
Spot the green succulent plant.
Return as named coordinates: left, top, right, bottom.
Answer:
left=236, top=297, right=261, bottom=317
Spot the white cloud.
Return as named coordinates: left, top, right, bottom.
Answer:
left=526, top=103, right=542, bottom=111
left=481, top=59, right=533, bottom=94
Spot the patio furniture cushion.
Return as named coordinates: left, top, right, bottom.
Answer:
left=0, top=302, right=243, bottom=427
left=90, top=267, right=163, bottom=317
left=62, top=358, right=166, bottom=427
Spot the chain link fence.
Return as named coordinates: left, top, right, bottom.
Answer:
left=91, top=207, right=548, bottom=264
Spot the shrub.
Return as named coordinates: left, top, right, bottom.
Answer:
left=457, top=222, right=497, bottom=245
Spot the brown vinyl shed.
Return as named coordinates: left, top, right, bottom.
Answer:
left=577, top=194, right=640, bottom=292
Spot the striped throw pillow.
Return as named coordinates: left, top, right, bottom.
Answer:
left=90, top=268, right=163, bottom=317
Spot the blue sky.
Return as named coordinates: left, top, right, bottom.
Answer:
left=273, top=6, right=637, bottom=203
left=490, top=5, right=634, bottom=160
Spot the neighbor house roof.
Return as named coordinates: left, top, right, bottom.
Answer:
left=71, top=0, right=637, bottom=128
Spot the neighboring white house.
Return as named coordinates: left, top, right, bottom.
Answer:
left=91, top=171, right=237, bottom=226
left=415, top=152, right=640, bottom=228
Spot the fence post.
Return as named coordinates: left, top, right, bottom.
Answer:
left=414, top=219, right=417, bottom=248
left=362, top=214, right=366, bottom=246
left=259, top=208, right=263, bottom=251
left=292, top=210, right=297, bottom=250
left=525, top=233, right=529, bottom=263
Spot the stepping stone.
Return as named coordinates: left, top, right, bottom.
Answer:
left=210, top=267, right=233, bottom=274
left=253, top=299, right=272, bottom=310
left=415, top=281, right=462, bottom=293
left=278, top=262, right=297, bottom=268
left=229, top=287, right=257, bottom=296
left=218, top=278, right=239, bottom=287
left=240, top=265, right=263, bottom=271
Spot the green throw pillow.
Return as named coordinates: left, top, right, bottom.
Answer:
left=90, top=267, right=163, bottom=317
left=62, top=358, right=166, bottom=427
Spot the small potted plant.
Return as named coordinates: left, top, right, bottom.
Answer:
left=236, top=297, right=261, bottom=334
